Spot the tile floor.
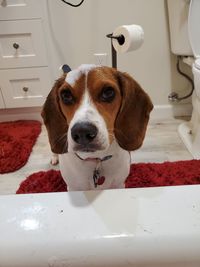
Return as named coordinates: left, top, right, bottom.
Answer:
left=0, top=118, right=193, bottom=195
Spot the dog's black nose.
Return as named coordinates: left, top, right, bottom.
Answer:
left=71, top=122, right=98, bottom=145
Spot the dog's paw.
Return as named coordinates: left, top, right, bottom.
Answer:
left=51, top=154, right=59, bottom=165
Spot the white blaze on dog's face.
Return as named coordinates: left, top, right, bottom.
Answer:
left=58, top=64, right=122, bottom=157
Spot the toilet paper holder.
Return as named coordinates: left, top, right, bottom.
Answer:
left=106, top=33, right=125, bottom=45
left=106, top=33, right=125, bottom=68
left=107, top=25, right=144, bottom=69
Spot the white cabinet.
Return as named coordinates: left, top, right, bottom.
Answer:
left=0, top=67, right=51, bottom=108
left=0, top=20, right=48, bottom=69
left=0, top=0, right=51, bottom=109
left=0, top=0, right=42, bottom=20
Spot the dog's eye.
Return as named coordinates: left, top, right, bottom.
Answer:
left=60, top=89, right=75, bottom=105
left=100, top=87, right=115, bottom=102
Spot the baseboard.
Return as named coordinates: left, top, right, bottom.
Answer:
left=150, top=103, right=192, bottom=121
left=0, top=107, right=43, bottom=122
left=0, top=103, right=192, bottom=123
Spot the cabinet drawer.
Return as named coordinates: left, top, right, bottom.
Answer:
left=0, top=90, right=5, bottom=109
left=0, top=67, right=51, bottom=108
left=0, top=0, right=42, bottom=20
left=0, top=20, right=48, bottom=69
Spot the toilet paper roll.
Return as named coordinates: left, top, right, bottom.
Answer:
left=112, top=24, right=144, bottom=53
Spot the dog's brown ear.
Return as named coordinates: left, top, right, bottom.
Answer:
left=41, top=75, right=68, bottom=154
left=114, top=71, right=153, bottom=151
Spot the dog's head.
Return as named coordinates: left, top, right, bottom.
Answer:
left=42, top=64, right=153, bottom=155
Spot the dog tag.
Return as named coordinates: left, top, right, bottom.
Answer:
left=93, top=159, right=107, bottom=188
left=93, top=169, right=100, bottom=188
left=97, top=176, right=105, bottom=185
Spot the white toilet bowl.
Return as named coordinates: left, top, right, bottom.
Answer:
left=178, top=0, right=200, bottom=158
left=193, top=59, right=200, bottom=99
left=190, top=59, right=200, bottom=154
left=178, top=60, right=200, bottom=158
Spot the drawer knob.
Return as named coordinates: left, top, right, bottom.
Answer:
left=13, top=43, right=19, bottom=49
left=23, top=87, right=29, bottom=92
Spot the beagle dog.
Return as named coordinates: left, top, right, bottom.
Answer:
left=42, top=64, right=153, bottom=191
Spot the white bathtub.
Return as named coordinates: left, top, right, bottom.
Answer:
left=0, top=185, right=200, bottom=267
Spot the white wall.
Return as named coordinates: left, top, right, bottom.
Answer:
left=46, top=0, right=192, bottom=108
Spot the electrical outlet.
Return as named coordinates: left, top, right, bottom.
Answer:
left=94, top=53, right=108, bottom=66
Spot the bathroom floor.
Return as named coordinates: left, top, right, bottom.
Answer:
left=0, top=118, right=193, bottom=195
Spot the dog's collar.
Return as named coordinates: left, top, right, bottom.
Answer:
left=75, top=153, right=113, bottom=163
left=75, top=153, right=113, bottom=188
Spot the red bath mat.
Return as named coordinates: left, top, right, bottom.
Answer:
left=0, top=120, right=41, bottom=174
left=16, top=160, right=200, bottom=194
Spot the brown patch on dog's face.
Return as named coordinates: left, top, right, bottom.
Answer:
left=87, top=68, right=122, bottom=143
left=58, top=74, right=86, bottom=124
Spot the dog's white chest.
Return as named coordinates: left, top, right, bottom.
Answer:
left=59, top=141, right=130, bottom=191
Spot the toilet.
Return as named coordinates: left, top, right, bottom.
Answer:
left=167, top=0, right=200, bottom=158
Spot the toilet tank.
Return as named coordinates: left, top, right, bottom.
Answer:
left=167, top=0, right=193, bottom=56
